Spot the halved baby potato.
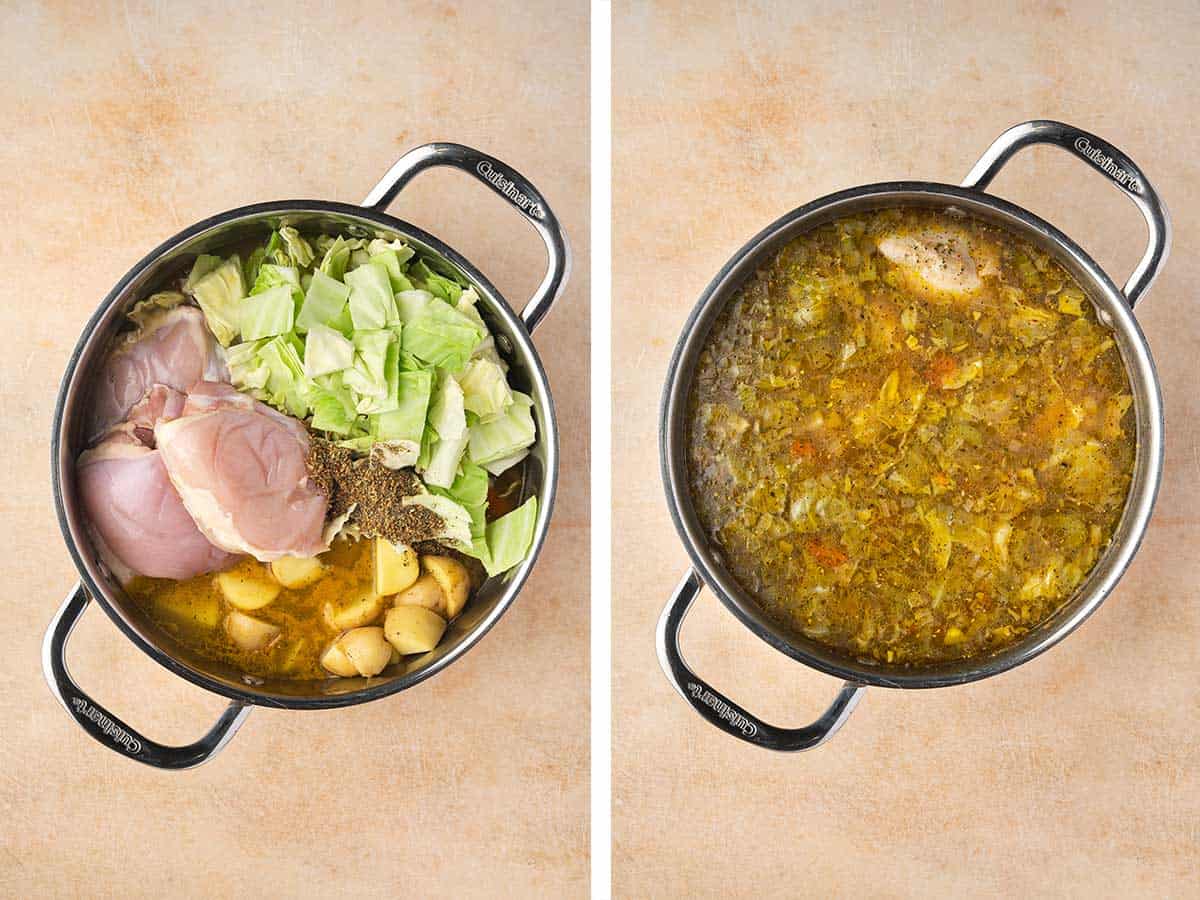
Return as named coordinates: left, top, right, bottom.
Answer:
left=217, top=561, right=281, bottom=611
left=374, top=539, right=420, bottom=596
left=422, top=556, right=470, bottom=620
left=385, top=605, right=447, bottom=655
left=270, top=555, right=327, bottom=590
left=392, top=573, right=447, bottom=616
left=321, top=626, right=392, bottom=677
left=225, top=610, right=281, bottom=652
left=323, top=589, right=384, bottom=631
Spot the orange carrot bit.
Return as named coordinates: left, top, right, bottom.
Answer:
left=926, top=352, right=958, bottom=388
left=789, top=439, right=816, bottom=460
left=806, top=538, right=848, bottom=568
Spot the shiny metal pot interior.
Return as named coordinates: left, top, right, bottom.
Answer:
left=44, top=143, right=570, bottom=768
left=657, top=121, right=1170, bottom=751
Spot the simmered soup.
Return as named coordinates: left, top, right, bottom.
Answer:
left=686, top=208, right=1135, bottom=666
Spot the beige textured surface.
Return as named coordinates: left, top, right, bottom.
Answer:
left=0, top=3, right=588, bottom=897
left=614, top=2, right=1198, bottom=897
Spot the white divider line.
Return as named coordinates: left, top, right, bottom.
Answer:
left=590, top=2, right=612, bottom=899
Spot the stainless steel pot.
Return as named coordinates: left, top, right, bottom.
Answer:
left=657, top=121, right=1169, bottom=751
left=43, top=143, right=570, bottom=768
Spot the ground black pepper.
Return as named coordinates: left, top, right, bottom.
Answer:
left=306, top=438, right=446, bottom=546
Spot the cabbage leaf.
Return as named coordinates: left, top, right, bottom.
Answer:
left=188, top=255, right=245, bottom=346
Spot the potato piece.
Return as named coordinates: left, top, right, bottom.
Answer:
left=156, top=593, right=221, bottom=630
left=421, top=556, right=470, bottom=619
left=217, top=561, right=281, bottom=611
left=270, top=555, right=327, bottom=590
left=224, top=611, right=281, bottom=652
left=375, top=539, right=420, bottom=596
left=324, top=589, right=384, bottom=631
left=392, top=573, right=446, bottom=616
left=321, top=627, right=391, bottom=677
left=320, top=641, right=356, bottom=677
left=385, top=605, right=447, bottom=655
left=340, top=627, right=393, bottom=676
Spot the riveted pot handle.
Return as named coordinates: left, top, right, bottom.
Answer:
left=656, top=570, right=865, bottom=752
left=363, top=143, right=571, bottom=333
left=962, top=120, right=1170, bottom=308
left=42, top=584, right=251, bottom=769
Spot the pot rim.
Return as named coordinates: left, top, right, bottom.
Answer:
left=53, top=197, right=560, bottom=709
left=660, top=180, right=1164, bottom=690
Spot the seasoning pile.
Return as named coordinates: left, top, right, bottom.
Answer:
left=306, top=439, right=447, bottom=546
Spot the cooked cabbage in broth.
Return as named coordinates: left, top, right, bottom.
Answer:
left=685, top=208, right=1136, bottom=666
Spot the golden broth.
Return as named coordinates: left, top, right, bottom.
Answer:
left=128, top=537, right=373, bottom=680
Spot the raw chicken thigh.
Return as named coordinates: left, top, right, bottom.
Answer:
left=125, top=384, right=188, bottom=446
left=77, top=425, right=238, bottom=582
left=155, top=382, right=330, bottom=561
left=877, top=226, right=999, bottom=298
left=179, top=381, right=308, bottom=432
left=86, top=305, right=228, bottom=444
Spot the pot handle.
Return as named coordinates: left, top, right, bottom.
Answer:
left=656, top=570, right=865, bottom=751
left=362, top=143, right=571, bottom=333
left=962, top=120, right=1170, bottom=308
left=42, top=584, right=251, bottom=769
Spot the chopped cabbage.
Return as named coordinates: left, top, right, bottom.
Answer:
left=468, top=392, right=535, bottom=470
left=318, top=236, right=360, bottom=281
left=188, top=228, right=541, bottom=573
left=303, top=324, right=354, bottom=377
left=375, top=370, right=432, bottom=445
left=346, top=263, right=399, bottom=330
left=278, top=226, right=315, bottom=268
left=306, top=374, right=357, bottom=435
left=185, top=255, right=222, bottom=291
left=458, top=358, right=514, bottom=421
left=343, top=329, right=394, bottom=406
left=402, top=493, right=473, bottom=548
left=296, top=270, right=351, bottom=333
left=187, top=255, right=245, bottom=346
left=251, top=263, right=301, bottom=301
left=401, top=298, right=485, bottom=371
left=240, top=284, right=295, bottom=340
left=479, top=497, right=538, bottom=577
left=365, top=238, right=415, bottom=291
left=395, top=289, right=433, bottom=323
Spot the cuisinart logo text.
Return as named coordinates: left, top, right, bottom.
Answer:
left=1074, top=136, right=1142, bottom=193
left=476, top=160, right=546, bottom=220
left=71, top=696, right=142, bottom=755
left=687, top=682, right=758, bottom=737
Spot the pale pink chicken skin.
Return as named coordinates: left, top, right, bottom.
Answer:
left=124, top=384, right=188, bottom=446
left=155, top=382, right=329, bottom=561
left=77, top=429, right=239, bottom=582
left=86, top=306, right=228, bottom=444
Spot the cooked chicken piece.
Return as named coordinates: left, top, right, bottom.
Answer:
left=86, top=306, right=227, bottom=444
left=877, top=226, right=998, bottom=298
left=77, top=432, right=238, bottom=582
left=154, top=383, right=329, bottom=561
